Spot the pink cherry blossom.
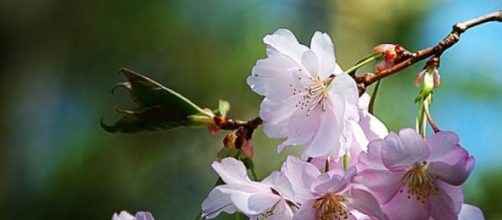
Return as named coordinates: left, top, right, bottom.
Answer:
left=357, top=128, right=474, bottom=220
left=282, top=156, right=387, bottom=220
left=201, top=158, right=296, bottom=219
left=247, top=29, right=360, bottom=159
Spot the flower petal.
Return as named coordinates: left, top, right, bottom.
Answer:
left=269, top=200, right=294, bottom=220
left=112, top=211, right=135, bottom=220
left=248, top=192, right=280, bottom=213
left=458, top=204, right=485, bottom=220
left=278, top=103, right=322, bottom=152
left=358, top=139, right=386, bottom=171
left=381, top=129, right=430, bottom=170
left=329, top=73, right=359, bottom=111
left=382, top=189, right=431, bottom=220
left=310, top=31, right=336, bottom=78
left=301, top=50, right=319, bottom=78
left=312, top=170, right=347, bottom=195
left=263, top=29, right=309, bottom=66
left=292, top=200, right=316, bottom=220
left=282, top=156, right=319, bottom=203
left=355, top=169, right=404, bottom=204
left=212, top=158, right=250, bottom=185
left=260, top=96, right=299, bottom=138
left=345, top=188, right=387, bottom=220
left=425, top=131, right=460, bottom=162
left=429, top=181, right=463, bottom=220
left=428, top=156, right=474, bottom=186
left=247, top=51, right=300, bottom=100
left=303, top=104, right=342, bottom=158
left=201, top=188, right=236, bottom=219
left=357, top=96, right=388, bottom=141
left=135, top=212, right=154, bottom=220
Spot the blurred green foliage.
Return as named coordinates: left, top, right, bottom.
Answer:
left=0, top=0, right=501, bottom=219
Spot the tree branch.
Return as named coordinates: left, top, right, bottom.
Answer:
left=355, top=10, right=502, bottom=93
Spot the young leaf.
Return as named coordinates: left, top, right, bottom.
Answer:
left=102, top=68, right=213, bottom=133
left=218, top=99, right=231, bottom=117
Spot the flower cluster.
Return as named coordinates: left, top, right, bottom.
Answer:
left=202, top=29, right=484, bottom=220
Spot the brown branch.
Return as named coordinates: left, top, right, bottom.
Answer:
left=214, top=116, right=263, bottom=131
left=355, top=10, right=502, bottom=93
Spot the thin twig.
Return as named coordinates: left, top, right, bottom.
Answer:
left=355, top=10, right=502, bottom=93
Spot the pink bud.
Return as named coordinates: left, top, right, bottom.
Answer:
left=241, top=140, right=254, bottom=159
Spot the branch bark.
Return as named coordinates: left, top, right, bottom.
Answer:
left=355, top=10, right=502, bottom=93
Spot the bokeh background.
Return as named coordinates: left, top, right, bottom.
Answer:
left=1, top=0, right=501, bottom=219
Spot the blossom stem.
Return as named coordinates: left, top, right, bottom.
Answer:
left=344, top=53, right=382, bottom=74
left=250, top=166, right=258, bottom=181
left=368, top=80, right=382, bottom=114
left=423, top=96, right=441, bottom=133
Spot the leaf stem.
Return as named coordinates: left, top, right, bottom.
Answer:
left=344, top=53, right=381, bottom=74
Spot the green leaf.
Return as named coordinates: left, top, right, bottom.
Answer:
left=218, top=99, right=231, bottom=117
left=102, top=68, right=213, bottom=133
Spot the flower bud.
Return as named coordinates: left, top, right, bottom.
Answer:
left=373, top=44, right=410, bottom=72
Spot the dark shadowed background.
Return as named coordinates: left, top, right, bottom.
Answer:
left=1, top=0, right=501, bottom=219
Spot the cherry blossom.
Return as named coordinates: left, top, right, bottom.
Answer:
left=357, top=128, right=474, bottom=220
left=112, top=211, right=154, bottom=220
left=282, top=156, right=387, bottom=220
left=309, top=93, right=388, bottom=169
left=247, top=29, right=360, bottom=159
left=201, top=158, right=296, bottom=219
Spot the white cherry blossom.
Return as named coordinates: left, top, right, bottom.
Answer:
left=247, top=29, right=360, bottom=159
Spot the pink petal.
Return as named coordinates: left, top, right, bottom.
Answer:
left=425, top=131, right=460, bottom=162
left=358, top=139, right=386, bottom=171
left=459, top=204, right=485, bottom=220
left=292, top=200, right=316, bottom=220
left=382, top=129, right=430, bottom=170
left=310, top=31, right=336, bottom=78
left=382, top=189, right=431, bottom=220
left=263, top=29, right=309, bottom=65
left=345, top=188, right=388, bottom=220
left=282, top=156, right=319, bottom=203
left=427, top=156, right=474, bottom=186
left=356, top=169, right=404, bottom=204
left=212, top=158, right=251, bottom=185
left=429, top=181, right=463, bottom=220
left=311, top=170, right=347, bottom=195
